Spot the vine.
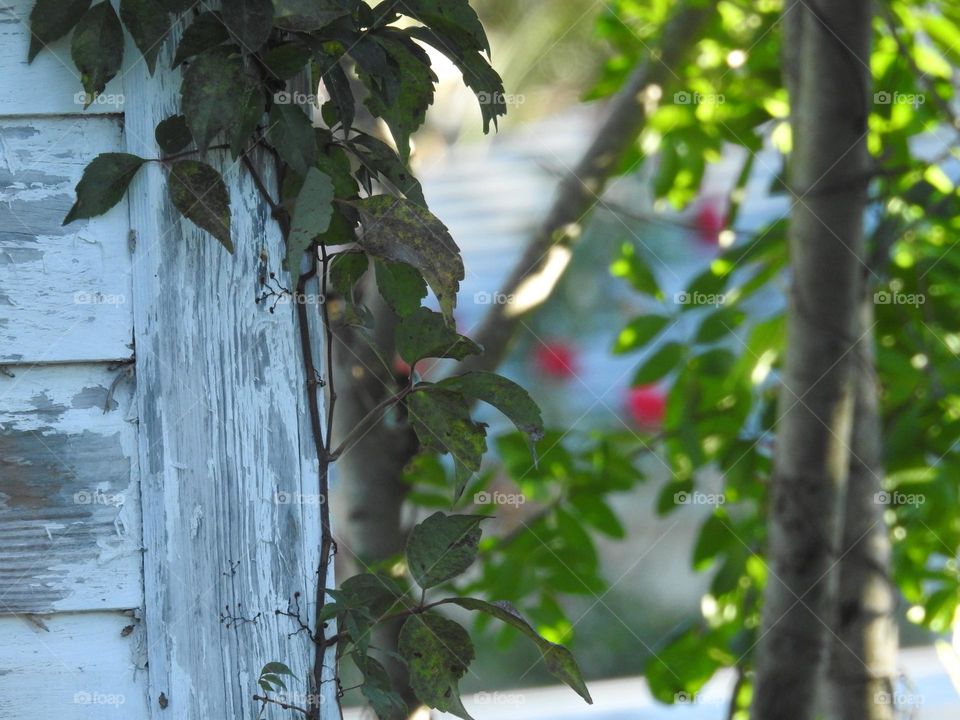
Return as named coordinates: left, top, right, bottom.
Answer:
left=28, top=0, right=591, bottom=718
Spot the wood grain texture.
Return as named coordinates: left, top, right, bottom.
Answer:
left=122, top=35, right=336, bottom=719
left=0, top=0, right=124, bottom=116
left=0, top=364, right=142, bottom=614
left=0, top=118, right=134, bottom=364
left=0, top=611, right=149, bottom=719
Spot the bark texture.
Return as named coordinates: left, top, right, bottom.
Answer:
left=824, top=300, right=897, bottom=720
left=752, top=2, right=873, bottom=719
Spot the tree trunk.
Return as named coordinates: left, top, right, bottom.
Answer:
left=752, top=2, right=872, bottom=719
left=824, top=300, right=897, bottom=720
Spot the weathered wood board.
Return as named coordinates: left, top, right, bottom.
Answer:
left=0, top=364, right=142, bottom=614
left=0, top=118, right=134, bottom=364
left=0, top=612, right=149, bottom=719
left=0, top=1, right=124, bottom=116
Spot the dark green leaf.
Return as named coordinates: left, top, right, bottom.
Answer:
left=260, top=661, right=295, bottom=677
left=358, top=655, right=407, bottom=720
left=222, top=0, right=274, bottom=52
left=396, top=308, right=481, bottom=365
left=399, top=614, right=475, bottom=720
left=316, top=51, right=355, bottom=131
left=339, top=573, right=405, bottom=617
left=28, top=0, right=91, bottom=63
left=439, top=372, right=544, bottom=442
left=633, top=342, right=684, bottom=385
left=272, top=0, right=351, bottom=30
left=181, top=47, right=258, bottom=152
left=64, top=153, right=146, bottom=224
left=349, top=132, right=426, bottom=207
left=330, top=251, right=369, bottom=302
left=406, top=391, right=486, bottom=500
left=119, top=0, right=171, bottom=75
left=611, top=242, right=661, bottom=297
left=401, top=0, right=490, bottom=56
left=446, top=598, right=593, bottom=704
left=230, top=83, right=265, bottom=158
left=408, top=27, right=505, bottom=133
left=375, top=259, right=427, bottom=316
left=172, top=11, right=229, bottom=67
left=268, top=104, right=317, bottom=177
left=155, top=115, right=193, bottom=155
left=354, top=195, right=464, bottom=320
left=361, top=33, right=436, bottom=161
left=695, top=308, right=746, bottom=344
left=406, top=512, right=485, bottom=588
left=168, top=160, right=233, bottom=252
left=159, top=0, right=193, bottom=11
left=71, top=2, right=124, bottom=104
left=287, top=167, right=334, bottom=286
left=262, top=43, right=313, bottom=80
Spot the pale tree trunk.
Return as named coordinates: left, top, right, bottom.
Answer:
left=752, top=2, right=873, bottom=719
left=824, top=299, right=897, bottom=720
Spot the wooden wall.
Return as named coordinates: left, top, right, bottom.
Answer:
left=0, top=2, right=334, bottom=718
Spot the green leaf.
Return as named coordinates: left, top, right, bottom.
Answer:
left=399, top=613, right=475, bottom=720
left=222, top=0, right=274, bottom=51
left=272, top=0, right=351, bottom=30
left=358, top=655, right=407, bottom=720
left=119, top=0, right=171, bottom=75
left=230, top=83, right=266, bottom=158
left=330, top=251, right=369, bottom=302
left=406, top=512, right=485, bottom=588
left=408, top=27, right=505, bottom=133
left=613, top=314, right=671, bottom=354
left=181, top=47, right=259, bottom=152
left=396, top=308, right=481, bottom=365
left=611, top=242, right=661, bottom=297
left=71, top=2, right=124, bottom=104
left=316, top=50, right=355, bottom=131
left=633, top=342, right=684, bottom=385
left=64, top=153, right=146, bottom=224
left=349, top=132, right=427, bottom=207
left=268, top=104, right=317, bottom=177
left=168, top=160, right=233, bottom=252
left=28, top=0, right=91, bottom=63
left=354, top=196, right=464, bottom=320
left=401, top=0, right=490, bottom=56
left=695, top=308, right=746, bottom=344
left=375, top=259, right=428, bottom=316
left=172, top=11, right=229, bottom=67
left=155, top=115, right=193, bottom=155
left=287, top=167, right=334, bottom=286
left=159, top=0, right=193, bottom=11
left=406, top=391, right=486, bottom=500
left=446, top=598, right=593, bottom=704
left=260, top=661, right=295, bottom=678
left=262, top=42, right=313, bottom=80
left=439, top=372, right=544, bottom=442
left=361, top=33, right=437, bottom=162
left=338, top=573, right=406, bottom=617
